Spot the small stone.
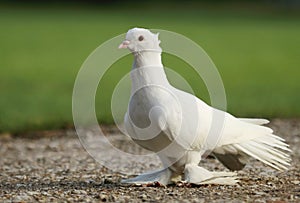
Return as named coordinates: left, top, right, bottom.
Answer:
left=140, top=193, right=147, bottom=200
left=255, top=191, right=266, bottom=195
left=100, top=194, right=108, bottom=202
left=12, top=194, right=32, bottom=202
left=73, top=190, right=87, bottom=195
left=27, top=191, right=39, bottom=195
left=41, top=191, right=49, bottom=196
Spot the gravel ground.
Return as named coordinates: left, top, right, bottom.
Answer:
left=0, top=119, right=299, bottom=202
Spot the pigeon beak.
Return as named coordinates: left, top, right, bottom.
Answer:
left=118, top=40, right=130, bottom=49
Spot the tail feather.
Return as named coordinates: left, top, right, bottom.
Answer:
left=246, top=141, right=289, bottom=166
left=256, top=136, right=290, bottom=149
left=239, top=118, right=269, bottom=125
left=270, top=134, right=286, bottom=141
left=233, top=134, right=291, bottom=171
left=216, top=116, right=291, bottom=171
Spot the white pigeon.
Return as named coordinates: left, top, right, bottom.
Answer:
left=118, top=27, right=291, bottom=185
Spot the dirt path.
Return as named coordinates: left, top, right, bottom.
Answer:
left=0, top=119, right=299, bottom=202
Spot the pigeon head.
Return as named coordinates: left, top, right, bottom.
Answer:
left=119, top=28, right=162, bottom=53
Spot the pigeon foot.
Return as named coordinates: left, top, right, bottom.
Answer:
left=184, top=164, right=238, bottom=185
left=121, top=168, right=172, bottom=186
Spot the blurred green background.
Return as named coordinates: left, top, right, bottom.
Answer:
left=1, top=1, right=300, bottom=133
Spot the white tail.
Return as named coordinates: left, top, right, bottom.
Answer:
left=239, top=118, right=270, bottom=125
left=233, top=134, right=291, bottom=170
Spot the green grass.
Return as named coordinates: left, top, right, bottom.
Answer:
left=0, top=7, right=300, bottom=133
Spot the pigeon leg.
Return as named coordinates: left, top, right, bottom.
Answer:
left=121, top=168, right=172, bottom=185
left=184, top=151, right=238, bottom=185
left=184, top=164, right=238, bottom=185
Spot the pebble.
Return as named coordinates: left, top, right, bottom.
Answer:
left=99, top=194, right=108, bottom=201
left=0, top=120, right=299, bottom=202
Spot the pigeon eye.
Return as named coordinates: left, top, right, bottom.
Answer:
left=138, top=35, right=144, bottom=41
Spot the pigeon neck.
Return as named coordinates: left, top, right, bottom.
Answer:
left=131, top=52, right=170, bottom=87
left=133, top=51, right=163, bottom=68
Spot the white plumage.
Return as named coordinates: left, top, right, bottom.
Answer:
left=118, top=28, right=291, bottom=185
